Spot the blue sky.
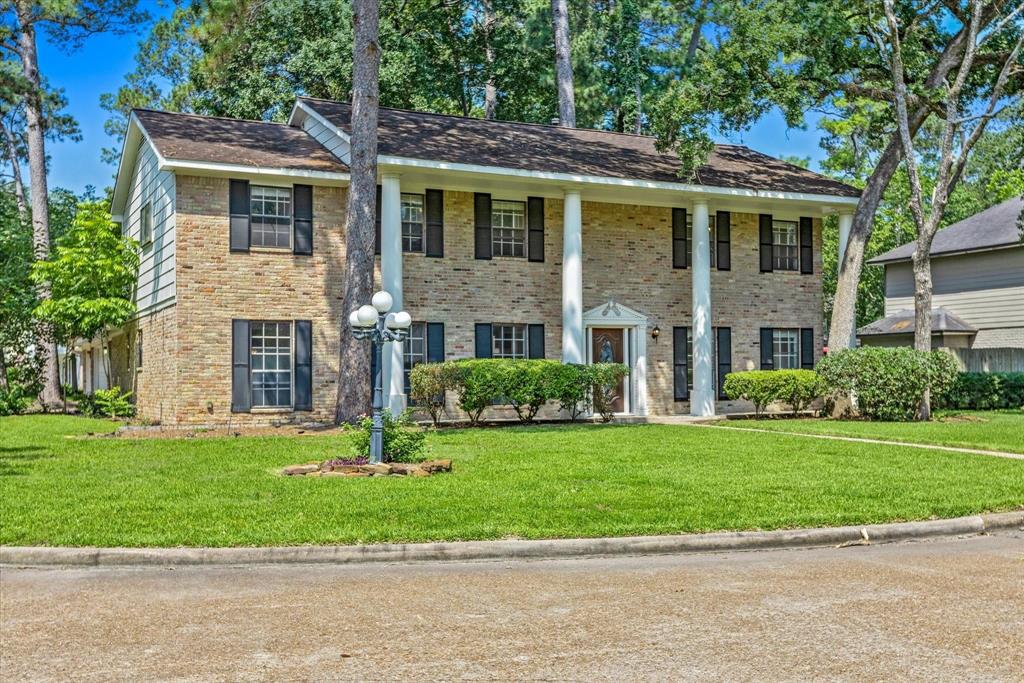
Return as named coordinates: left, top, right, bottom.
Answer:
left=39, top=8, right=830, bottom=194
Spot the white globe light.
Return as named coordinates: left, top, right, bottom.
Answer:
left=371, top=291, right=393, bottom=313
left=348, top=310, right=361, bottom=328
left=356, top=305, right=378, bottom=327
left=392, top=311, right=412, bottom=329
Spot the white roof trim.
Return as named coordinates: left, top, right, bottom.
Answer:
left=583, top=300, right=649, bottom=325
left=289, top=99, right=352, bottom=142
left=377, top=155, right=860, bottom=205
left=158, top=158, right=349, bottom=182
left=111, top=112, right=157, bottom=216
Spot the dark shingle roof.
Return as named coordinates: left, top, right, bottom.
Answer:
left=870, top=196, right=1024, bottom=264
left=857, top=308, right=976, bottom=337
left=134, top=109, right=347, bottom=174
left=299, top=98, right=861, bottom=197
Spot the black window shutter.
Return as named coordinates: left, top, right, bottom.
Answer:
left=528, top=324, right=545, bottom=358
left=426, top=323, right=445, bottom=362
left=527, top=197, right=545, bottom=262
left=672, top=208, right=688, bottom=269
left=425, top=189, right=444, bottom=257
left=716, top=211, right=731, bottom=271
left=474, top=323, right=493, bottom=358
left=293, top=184, right=313, bottom=255
left=799, top=216, right=813, bottom=274
left=760, top=328, right=774, bottom=370
left=716, top=327, right=732, bottom=400
left=374, top=184, right=382, bottom=256
left=800, top=328, right=815, bottom=369
left=231, top=319, right=251, bottom=412
left=474, top=193, right=492, bottom=260
left=294, top=320, right=312, bottom=410
left=759, top=214, right=774, bottom=272
left=229, top=179, right=250, bottom=252
left=673, top=326, right=689, bottom=400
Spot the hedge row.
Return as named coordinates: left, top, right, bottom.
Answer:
left=721, top=370, right=825, bottom=418
left=816, top=347, right=960, bottom=421
left=936, top=372, right=1024, bottom=410
left=409, top=359, right=629, bottom=425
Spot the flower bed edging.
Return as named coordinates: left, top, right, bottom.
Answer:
left=281, top=460, right=452, bottom=478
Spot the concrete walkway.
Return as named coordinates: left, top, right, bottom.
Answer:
left=3, top=532, right=1022, bottom=681
left=696, top=422, right=1024, bottom=461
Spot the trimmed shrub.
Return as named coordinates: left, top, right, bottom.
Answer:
left=936, top=372, right=1024, bottom=409
left=722, top=370, right=826, bottom=417
left=816, top=347, right=960, bottom=421
left=451, top=360, right=505, bottom=425
left=351, top=410, right=427, bottom=462
left=409, top=361, right=459, bottom=426
left=493, top=359, right=564, bottom=423
left=549, top=363, right=592, bottom=421
left=590, top=363, right=630, bottom=422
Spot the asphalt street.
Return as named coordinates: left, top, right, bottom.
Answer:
left=2, top=532, right=1022, bottom=681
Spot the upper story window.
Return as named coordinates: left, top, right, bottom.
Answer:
left=493, top=324, right=527, bottom=359
left=772, top=328, right=799, bottom=369
left=772, top=220, right=798, bottom=271
left=401, top=193, right=425, bottom=252
left=250, top=321, right=292, bottom=408
left=686, top=213, right=718, bottom=267
left=250, top=186, right=292, bottom=248
left=139, top=202, right=153, bottom=248
left=491, top=200, right=526, bottom=257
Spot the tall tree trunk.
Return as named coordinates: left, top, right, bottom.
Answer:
left=483, top=0, right=497, bottom=120
left=550, top=0, right=576, bottom=127
left=14, top=1, right=62, bottom=410
left=0, top=346, right=8, bottom=391
left=1, top=119, right=29, bottom=222
left=336, top=0, right=381, bottom=424
left=827, top=12, right=979, bottom=352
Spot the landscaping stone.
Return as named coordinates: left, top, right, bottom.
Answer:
left=281, top=460, right=452, bottom=478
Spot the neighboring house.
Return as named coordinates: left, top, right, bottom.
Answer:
left=87, top=97, right=860, bottom=425
left=859, top=196, right=1024, bottom=370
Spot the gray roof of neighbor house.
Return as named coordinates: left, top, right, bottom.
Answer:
left=869, top=196, right=1024, bottom=264
left=297, top=98, right=862, bottom=197
left=857, top=308, right=976, bottom=337
left=134, top=108, right=347, bottom=174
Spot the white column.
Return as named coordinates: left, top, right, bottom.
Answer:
left=837, top=212, right=856, bottom=349
left=380, top=173, right=405, bottom=414
left=690, top=200, right=714, bottom=417
left=562, top=190, right=584, bottom=364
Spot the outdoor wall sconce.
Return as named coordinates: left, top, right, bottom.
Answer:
left=651, top=326, right=661, bottom=341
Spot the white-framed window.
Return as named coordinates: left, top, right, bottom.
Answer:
left=772, top=220, right=799, bottom=271
left=491, top=200, right=526, bottom=257
left=139, top=201, right=153, bottom=247
left=250, top=186, right=292, bottom=248
left=493, top=324, right=528, bottom=359
left=250, top=321, right=293, bottom=407
left=136, top=330, right=143, bottom=370
left=401, top=193, right=425, bottom=253
left=686, top=213, right=718, bottom=267
left=403, top=321, right=427, bottom=394
left=773, top=328, right=800, bottom=369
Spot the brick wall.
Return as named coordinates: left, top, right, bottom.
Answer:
left=162, top=177, right=822, bottom=424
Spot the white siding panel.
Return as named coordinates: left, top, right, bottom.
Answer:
left=302, top=116, right=350, bottom=164
left=123, top=140, right=176, bottom=313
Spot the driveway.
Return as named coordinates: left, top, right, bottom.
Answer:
left=2, top=532, right=1022, bottom=681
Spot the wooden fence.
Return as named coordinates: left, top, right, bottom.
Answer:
left=951, top=347, right=1024, bottom=373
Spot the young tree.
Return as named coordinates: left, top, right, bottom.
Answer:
left=550, top=0, right=575, bottom=126
left=336, top=0, right=382, bottom=423
left=31, top=201, right=138, bottom=394
left=876, top=0, right=1022, bottom=418
left=4, top=0, right=146, bottom=408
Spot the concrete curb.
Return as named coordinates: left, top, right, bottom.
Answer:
left=3, top=511, right=1021, bottom=569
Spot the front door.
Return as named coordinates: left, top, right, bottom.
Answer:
left=591, top=328, right=625, bottom=413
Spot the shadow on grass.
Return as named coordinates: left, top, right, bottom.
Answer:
left=0, top=446, right=50, bottom=477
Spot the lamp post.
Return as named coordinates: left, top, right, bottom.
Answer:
left=349, top=291, right=412, bottom=464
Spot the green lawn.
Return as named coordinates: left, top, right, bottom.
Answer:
left=1, top=414, right=1022, bottom=547
left=717, top=410, right=1024, bottom=454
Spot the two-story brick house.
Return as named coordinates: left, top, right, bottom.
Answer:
left=85, top=97, right=859, bottom=425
